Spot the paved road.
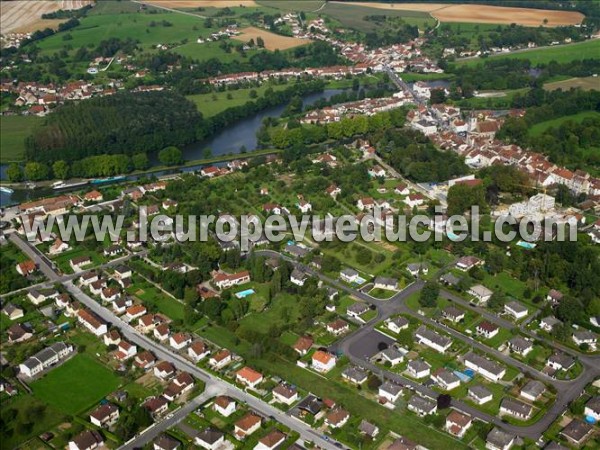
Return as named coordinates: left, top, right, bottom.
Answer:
left=12, top=235, right=342, bottom=450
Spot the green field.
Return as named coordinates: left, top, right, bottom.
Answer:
left=32, top=353, right=121, bottom=415
left=186, top=83, right=290, bottom=117
left=257, top=1, right=326, bottom=12
left=528, top=111, right=600, bottom=136
left=455, top=39, right=600, bottom=67
left=0, top=116, right=42, bottom=163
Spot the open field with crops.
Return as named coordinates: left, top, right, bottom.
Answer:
left=544, top=76, right=600, bottom=92
left=144, top=0, right=258, bottom=8
left=233, top=26, right=311, bottom=50
left=1, top=0, right=92, bottom=34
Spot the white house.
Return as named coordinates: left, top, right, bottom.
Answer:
left=379, top=381, right=402, bottom=403
left=406, top=359, right=431, bottom=379
left=236, top=366, right=263, bottom=389
left=214, top=396, right=236, bottom=417
left=415, top=326, right=452, bottom=353
left=504, top=301, right=528, bottom=320
left=463, top=352, right=506, bottom=382
left=468, top=285, right=493, bottom=305
left=386, top=316, right=409, bottom=334
left=170, top=332, right=192, bottom=350
left=89, top=403, right=119, bottom=428
left=312, top=350, right=336, bottom=373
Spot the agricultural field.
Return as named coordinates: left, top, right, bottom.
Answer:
left=232, top=26, right=311, bottom=50
left=0, top=0, right=92, bottom=34
left=257, top=0, right=325, bottom=12
left=456, top=39, right=600, bottom=67
left=31, top=353, right=121, bottom=415
left=544, top=76, right=600, bottom=92
left=0, top=116, right=42, bottom=164
left=332, top=2, right=585, bottom=27
left=528, top=111, right=600, bottom=136
left=144, top=0, right=258, bottom=8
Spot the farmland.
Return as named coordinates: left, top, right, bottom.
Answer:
left=528, top=111, right=600, bottom=137
left=544, top=76, right=600, bottom=92
left=0, top=1, right=92, bottom=34
left=144, top=0, right=258, bottom=8
left=232, top=26, right=311, bottom=50
left=331, top=2, right=585, bottom=27
left=31, top=353, right=121, bottom=415
left=0, top=116, right=42, bottom=164
left=456, top=39, right=600, bottom=67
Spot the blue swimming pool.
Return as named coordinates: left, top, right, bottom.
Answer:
left=235, top=289, right=255, bottom=299
left=516, top=240, right=536, bottom=249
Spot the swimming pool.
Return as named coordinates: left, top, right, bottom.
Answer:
left=516, top=240, right=536, bottom=249
left=235, top=289, right=255, bottom=299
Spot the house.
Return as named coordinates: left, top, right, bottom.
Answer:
left=209, top=349, right=232, bottom=369
left=2, top=303, right=24, bottom=320
left=573, top=330, right=597, bottom=347
left=520, top=380, right=545, bottom=402
left=143, top=396, right=169, bottom=417
left=374, top=276, right=398, bottom=291
left=89, top=403, right=119, bottom=427
left=170, top=332, right=192, bottom=350
left=505, top=301, right=528, bottom=320
left=456, top=256, right=483, bottom=271
left=476, top=321, right=499, bottom=339
left=347, top=302, right=370, bottom=319
left=84, top=190, right=103, bottom=202
left=234, top=413, right=262, bottom=439
left=381, top=347, right=404, bottom=366
left=540, top=316, right=562, bottom=332
left=326, top=184, right=341, bottom=197
left=293, top=336, right=313, bottom=355
left=442, top=306, right=465, bottom=323
left=445, top=410, right=472, bottom=438
left=154, top=435, right=180, bottom=450
left=327, top=319, right=349, bottom=335
left=188, top=341, right=210, bottom=362
left=89, top=279, right=107, bottom=296
left=404, top=193, right=425, bottom=208
left=77, top=309, right=107, bottom=336
left=560, top=419, right=593, bottom=446
left=415, top=326, right=452, bottom=353
left=115, top=340, right=137, bottom=360
left=125, top=305, right=146, bottom=322
left=463, top=352, right=506, bottom=382
left=508, top=336, right=533, bottom=356
left=325, top=408, right=350, bottom=428
left=500, top=398, right=532, bottom=420
left=28, top=288, right=59, bottom=305
left=104, top=329, right=121, bottom=346
left=154, top=361, right=176, bottom=379
left=432, top=367, right=461, bottom=391
left=407, top=359, right=431, bottom=379
left=386, top=316, right=409, bottom=334
left=290, top=269, right=308, bottom=287
left=113, top=265, right=132, bottom=279
left=263, top=203, right=282, bottom=215
left=468, top=385, right=493, bottom=405
left=134, top=350, right=156, bottom=370
left=49, top=238, right=69, bottom=255
left=79, top=271, right=99, bottom=286
left=163, top=372, right=194, bottom=401
left=70, top=255, right=92, bottom=272
left=213, top=396, right=236, bottom=417
left=68, top=430, right=104, bottom=450
left=236, top=366, right=263, bottom=388
left=486, top=428, right=515, bottom=450
left=55, top=293, right=71, bottom=309
left=407, top=263, right=428, bottom=277
left=8, top=323, right=33, bottom=343
left=154, top=323, right=170, bottom=341
left=18, top=342, right=74, bottom=377
left=254, top=430, right=286, bottom=450
left=368, top=165, right=386, bottom=178
left=394, top=183, right=410, bottom=195
left=138, top=314, right=159, bottom=333
left=342, top=366, right=368, bottom=385
left=546, top=289, right=564, bottom=305
left=312, top=350, right=336, bottom=373
left=379, top=381, right=402, bottom=403
left=101, top=287, right=120, bottom=303
left=357, top=197, right=375, bottom=211
left=340, top=268, right=359, bottom=283
left=440, top=272, right=461, bottom=287
left=359, top=420, right=379, bottom=438
left=407, top=395, right=437, bottom=416
left=468, top=285, right=493, bottom=304
left=16, top=260, right=36, bottom=276
left=273, top=383, right=298, bottom=405
left=546, top=353, right=575, bottom=372
left=296, top=200, right=312, bottom=213
left=584, top=396, right=600, bottom=421
left=195, top=429, right=225, bottom=450
left=213, top=270, right=251, bottom=289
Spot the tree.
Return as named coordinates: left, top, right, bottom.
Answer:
left=52, top=160, right=69, bottom=179
left=366, top=375, right=382, bottom=391
left=256, top=36, right=265, bottom=48
left=158, top=146, right=183, bottom=166
left=487, top=292, right=506, bottom=311
left=6, top=163, right=23, bottom=182
left=132, top=153, right=150, bottom=170
left=437, top=394, right=452, bottom=409
left=377, top=342, right=389, bottom=351
left=419, top=282, right=439, bottom=308
left=24, top=162, right=49, bottom=181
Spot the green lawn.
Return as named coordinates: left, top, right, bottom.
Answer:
left=128, top=281, right=185, bottom=320
left=455, top=39, right=600, bottom=67
left=32, top=354, right=121, bottom=415
left=528, top=111, right=600, bottom=137
left=186, top=83, right=290, bottom=118
left=52, top=248, right=105, bottom=274
left=0, top=116, right=42, bottom=163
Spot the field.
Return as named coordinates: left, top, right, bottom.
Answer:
left=257, top=1, right=325, bottom=12
left=144, top=0, right=258, bottom=7
left=528, top=111, right=600, bottom=137
left=544, top=76, right=600, bottom=92
left=31, top=353, right=121, bottom=415
left=232, top=26, right=311, bottom=50
left=0, top=116, right=42, bottom=163
left=0, top=1, right=92, bottom=34
left=456, top=39, right=600, bottom=67
left=332, top=2, right=585, bottom=27
left=186, top=83, right=289, bottom=117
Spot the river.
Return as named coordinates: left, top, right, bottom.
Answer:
left=0, top=88, right=346, bottom=208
